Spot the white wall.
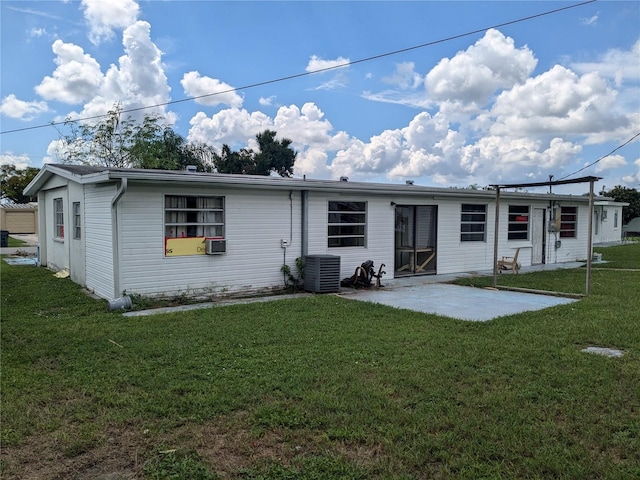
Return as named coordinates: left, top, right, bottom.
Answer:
left=85, top=183, right=116, bottom=299
left=116, top=184, right=302, bottom=299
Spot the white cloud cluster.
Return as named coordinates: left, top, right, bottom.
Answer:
left=0, top=95, right=49, bottom=121
left=71, top=21, right=173, bottom=123
left=81, top=0, right=139, bottom=45
left=1, top=152, right=32, bottom=170
left=425, top=29, right=537, bottom=108
left=181, top=72, right=243, bottom=108
left=35, top=40, right=104, bottom=104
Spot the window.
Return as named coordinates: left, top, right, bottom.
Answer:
left=54, top=198, right=64, bottom=239
left=73, top=202, right=81, bottom=239
left=460, top=204, right=486, bottom=242
left=560, top=206, right=577, bottom=238
left=614, top=211, right=619, bottom=228
left=164, top=195, right=224, bottom=239
left=328, top=201, right=366, bottom=247
left=508, top=205, right=529, bottom=240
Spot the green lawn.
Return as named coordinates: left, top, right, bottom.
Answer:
left=5, top=236, right=27, bottom=248
left=1, top=243, right=639, bottom=479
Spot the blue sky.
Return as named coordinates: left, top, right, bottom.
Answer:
left=1, top=0, right=639, bottom=193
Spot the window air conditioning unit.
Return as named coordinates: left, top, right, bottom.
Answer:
left=304, top=255, right=341, bottom=293
left=205, top=238, right=226, bottom=255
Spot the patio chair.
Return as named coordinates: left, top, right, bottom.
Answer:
left=497, top=248, right=521, bottom=274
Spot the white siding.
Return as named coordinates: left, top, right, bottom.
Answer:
left=85, top=184, right=116, bottom=300
left=118, top=185, right=302, bottom=298
left=306, top=192, right=395, bottom=280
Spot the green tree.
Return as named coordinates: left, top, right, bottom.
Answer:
left=56, top=103, right=214, bottom=172
left=130, top=126, right=211, bottom=171
left=212, top=144, right=255, bottom=174
left=56, top=104, right=154, bottom=167
left=603, top=186, right=640, bottom=225
left=0, top=165, right=40, bottom=203
left=252, top=129, right=296, bottom=176
left=212, top=130, right=297, bottom=176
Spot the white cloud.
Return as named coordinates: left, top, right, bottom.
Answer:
left=180, top=71, right=243, bottom=108
left=0, top=94, right=49, bottom=121
left=0, top=152, right=33, bottom=170
left=382, top=62, right=422, bottom=89
left=187, top=108, right=273, bottom=149
left=28, top=27, right=47, bottom=38
left=571, top=39, right=640, bottom=87
left=621, top=158, right=640, bottom=186
left=75, top=21, right=174, bottom=124
left=305, top=55, right=350, bottom=73
left=483, top=66, right=626, bottom=137
left=425, top=29, right=537, bottom=107
left=580, top=14, right=599, bottom=26
left=35, top=40, right=103, bottom=104
left=595, top=154, right=627, bottom=173
left=259, top=96, right=276, bottom=106
left=81, top=0, right=139, bottom=45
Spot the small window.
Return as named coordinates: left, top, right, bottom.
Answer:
left=508, top=205, right=529, bottom=240
left=164, top=195, right=224, bottom=239
left=54, top=198, right=64, bottom=239
left=73, top=202, right=81, bottom=239
left=560, top=206, right=577, bottom=238
left=461, top=204, right=486, bottom=242
left=328, top=201, right=366, bottom=247
left=614, top=211, right=619, bottom=228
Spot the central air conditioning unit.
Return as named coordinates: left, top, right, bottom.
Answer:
left=205, top=238, right=226, bottom=255
left=304, top=255, right=341, bottom=293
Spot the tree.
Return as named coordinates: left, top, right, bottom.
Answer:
left=212, top=130, right=297, bottom=176
left=0, top=165, right=40, bottom=203
left=130, top=126, right=210, bottom=171
left=252, top=129, right=296, bottom=176
left=603, top=186, right=640, bottom=225
left=213, top=144, right=255, bottom=174
left=56, top=103, right=214, bottom=172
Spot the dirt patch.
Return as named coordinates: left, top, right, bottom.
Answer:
left=1, top=426, right=148, bottom=480
left=1, top=412, right=386, bottom=479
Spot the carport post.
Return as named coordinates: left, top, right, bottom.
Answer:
left=586, top=179, right=595, bottom=295
left=492, top=187, right=501, bottom=288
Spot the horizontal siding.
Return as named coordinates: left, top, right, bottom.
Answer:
left=119, top=185, right=302, bottom=298
left=306, top=193, right=395, bottom=280
left=85, top=184, right=116, bottom=299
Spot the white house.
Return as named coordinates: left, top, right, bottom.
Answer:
left=25, top=164, right=614, bottom=301
left=593, top=200, right=628, bottom=244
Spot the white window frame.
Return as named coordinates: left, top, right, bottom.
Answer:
left=507, top=205, right=529, bottom=240
left=164, top=195, right=225, bottom=240
left=73, top=202, right=81, bottom=239
left=54, top=198, right=64, bottom=239
left=560, top=206, right=577, bottom=238
left=327, top=201, right=367, bottom=248
left=460, top=204, right=487, bottom=242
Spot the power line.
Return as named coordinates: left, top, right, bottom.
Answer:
left=558, top=131, right=640, bottom=180
left=0, top=0, right=596, bottom=136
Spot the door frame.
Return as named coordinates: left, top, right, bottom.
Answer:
left=394, top=205, right=437, bottom=276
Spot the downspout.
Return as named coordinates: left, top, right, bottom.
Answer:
left=301, top=190, right=308, bottom=258
left=111, top=177, right=128, bottom=298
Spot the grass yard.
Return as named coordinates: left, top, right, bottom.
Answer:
left=1, top=243, right=639, bottom=479
left=5, top=236, right=27, bottom=248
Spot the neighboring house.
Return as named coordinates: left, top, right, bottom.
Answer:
left=622, top=217, right=640, bottom=238
left=25, top=164, right=606, bottom=301
left=592, top=200, right=629, bottom=244
left=0, top=202, right=38, bottom=234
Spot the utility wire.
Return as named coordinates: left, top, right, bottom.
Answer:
left=0, top=0, right=596, bottom=135
left=558, top=131, right=640, bottom=180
